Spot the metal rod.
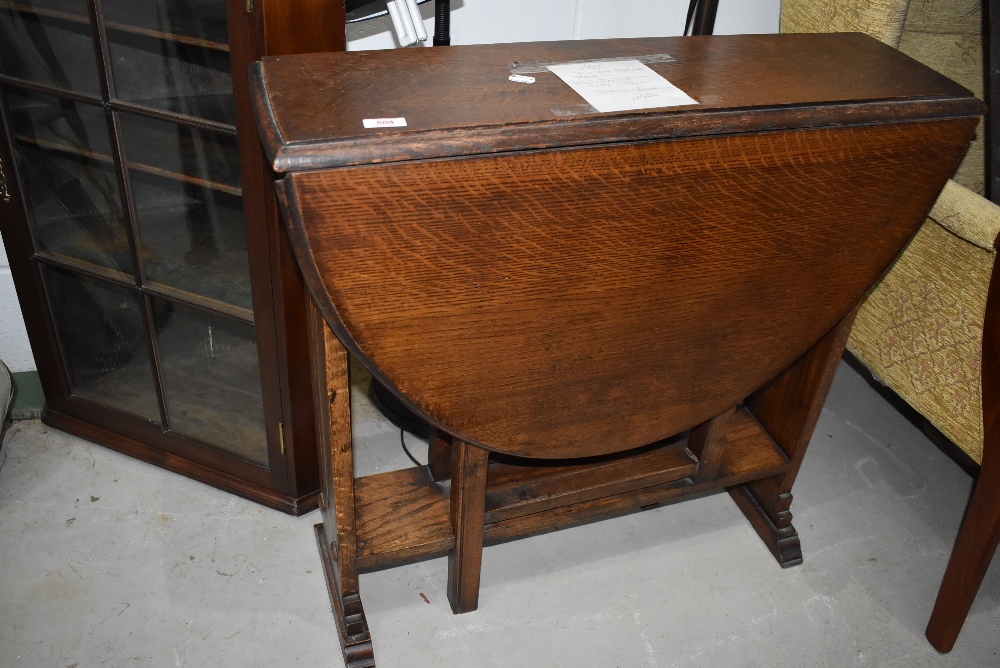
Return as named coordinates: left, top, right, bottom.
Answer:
left=433, top=0, right=450, bottom=46
left=690, top=0, right=719, bottom=36
left=989, top=0, right=999, bottom=201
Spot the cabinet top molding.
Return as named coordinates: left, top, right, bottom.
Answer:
left=251, top=33, right=982, bottom=173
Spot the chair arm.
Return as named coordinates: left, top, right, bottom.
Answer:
left=847, top=186, right=998, bottom=463
left=928, top=180, right=1000, bottom=252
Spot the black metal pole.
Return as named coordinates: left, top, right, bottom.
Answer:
left=433, top=0, right=450, bottom=46
left=689, top=0, right=719, bottom=36
left=988, top=0, right=999, bottom=201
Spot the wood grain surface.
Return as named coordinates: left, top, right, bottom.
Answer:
left=252, top=33, right=981, bottom=172
left=307, top=295, right=358, bottom=595
left=447, top=441, right=490, bottom=613
left=281, top=117, right=977, bottom=459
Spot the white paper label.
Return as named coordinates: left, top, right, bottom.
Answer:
left=363, top=117, right=408, bottom=128
left=546, top=60, right=697, bottom=113
left=509, top=74, right=536, bottom=84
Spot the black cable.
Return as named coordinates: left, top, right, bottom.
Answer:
left=433, top=0, right=450, bottom=46
left=400, top=428, right=423, bottom=468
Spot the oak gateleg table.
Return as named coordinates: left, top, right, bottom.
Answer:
left=250, top=33, right=981, bottom=667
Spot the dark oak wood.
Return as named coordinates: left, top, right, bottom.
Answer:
left=253, top=0, right=349, bottom=509
left=990, top=0, right=999, bottom=202
left=308, top=295, right=359, bottom=596
left=731, top=308, right=858, bottom=567
left=43, top=406, right=319, bottom=514
left=448, top=441, right=490, bottom=613
left=353, top=409, right=788, bottom=573
left=427, top=425, right=453, bottom=481
left=262, top=0, right=346, bottom=56
left=690, top=406, right=736, bottom=482
left=925, top=230, right=1000, bottom=651
left=0, top=0, right=353, bottom=513
left=281, top=117, right=974, bottom=460
left=253, top=35, right=982, bottom=666
left=316, top=525, right=374, bottom=668
left=308, top=297, right=371, bottom=662
left=483, top=439, right=696, bottom=524
left=227, top=0, right=292, bottom=501
left=252, top=33, right=979, bottom=172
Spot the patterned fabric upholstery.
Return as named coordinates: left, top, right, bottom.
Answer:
left=847, top=182, right=1000, bottom=465
left=779, top=0, right=911, bottom=47
left=899, top=0, right=985, bottom=194
left=782, top=0, right=994, bottom=465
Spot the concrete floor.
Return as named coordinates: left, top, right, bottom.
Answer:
left=1, top=359, right=998, bottom=667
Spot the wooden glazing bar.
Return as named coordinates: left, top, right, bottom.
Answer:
left=103, top=21, right=229, bottom=53
left=14, top=134, right=113, bottom=163
left=0, top=0, right=86, bottom=24
left=125, top=160, right=242, bottom=196
left=0, top=1, right=230, bottom=51
left=0, top=74, right=103, bottom=103
left=108, top=99, right=236, bottom=134
left=138, top=282, right=255, bottom=324
left=32, top=250, right=137, bottom=289
left=12, top=135, right=242, bottom=196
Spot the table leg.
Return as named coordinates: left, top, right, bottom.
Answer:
left=308, top=296, right=373, bottom=667
left=690, top=406, right=737, bottom=482
left=427, top=425, right=453, bottom=481
left=448, top=440, right=490, bottom=613
left=732, top=309, right=857, bottom=567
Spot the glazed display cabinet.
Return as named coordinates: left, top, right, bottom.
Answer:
left=0, top=0, right=346, bottom=512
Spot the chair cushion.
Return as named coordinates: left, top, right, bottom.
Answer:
left=780, top=0, right=910, bottom=48
left=847, top=219, right=992, bottom=463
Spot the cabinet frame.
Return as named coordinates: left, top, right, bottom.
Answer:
left=0, top=0, right=345, bottom=513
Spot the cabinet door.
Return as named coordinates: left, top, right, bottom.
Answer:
left=0, top=0, right=281, bottom=494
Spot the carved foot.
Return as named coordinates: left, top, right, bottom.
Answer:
left=315, top=524, right=376, bottom=667
left=729, top=484, right=802, bottom=568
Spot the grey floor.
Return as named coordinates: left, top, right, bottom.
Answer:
left=1, top=359, right=998, bottom=667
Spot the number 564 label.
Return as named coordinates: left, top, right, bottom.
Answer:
left=363, top=117, right=407, bottom=128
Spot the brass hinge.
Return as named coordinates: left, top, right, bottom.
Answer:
left=278, top=421, right=286, bottom=455
left=246, top=0, right=253, bottom=13
left=0, top=157, right=11, bottom=203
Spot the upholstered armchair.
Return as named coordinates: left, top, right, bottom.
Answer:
left=782, top=0, right=997, bottom=653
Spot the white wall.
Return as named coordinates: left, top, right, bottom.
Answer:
left=0, top=0, right=779, bottom=373
left=0, top=229, right=34, bottom=372
left=347, top=0, right=779, bottom=49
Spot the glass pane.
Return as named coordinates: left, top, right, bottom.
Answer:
left=0, top=2, right=101, bottom=96
left=5, top=88, right=134, bottom=272
left=121, top=112, right=249, bottom=308
left=45, top=266, right=161, bottom=423
left=152, top=298, right=267, bottom=464
left=120, top=112, right=240, bottom=189
left=103, top=0, right=228, bottom=46
left=105, top=25, right=235, bottom=125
